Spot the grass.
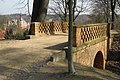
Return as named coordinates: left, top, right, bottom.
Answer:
left=6, top=61, right=120, bottom=80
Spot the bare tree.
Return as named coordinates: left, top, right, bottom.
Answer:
left=49, top=0, right=91, bottom=22
left=90, top=0, right=111, bottom=23
left=110, top=0, right=117, bottom=29
left=72, top=0, right=91, bottom=22
left=49, top=0, right=68, bottom=22
left=27, top=0, right=31, bottom=17
left=16, top=0, right=31, bottom=16
left=68, top=0, right=76, bottom=74
left=90, top=0, right=120, bottom=29
left=17, top=0, right=49, bottom=22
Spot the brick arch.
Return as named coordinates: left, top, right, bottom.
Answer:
left=93, top=51, right=104, bottom=69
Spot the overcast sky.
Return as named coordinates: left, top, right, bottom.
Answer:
left=0, top=0, right=33, bottom=15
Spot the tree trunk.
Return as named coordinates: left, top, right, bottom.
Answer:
left=68, top=0, right=76, bottom=74
left=31, top=0, right=49, bottom=22
left=64, top=8, right=67, bottom=22
left=73, top=0, right=76, bottom=23
left=106, top=0, right=110, bottom=23
left=29, top=0, right=49, bottom=35
left=110, top=0, right=116, bottom=29
left=111, top=9, right=115, bottom=29
left=64, top=0, right=68, bottom=22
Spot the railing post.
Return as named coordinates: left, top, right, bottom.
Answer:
left=73, top=26, right=76, bottom=47
left=73, top=26, right=81, bottom=47
left=29, top=22, right=35, bottom=35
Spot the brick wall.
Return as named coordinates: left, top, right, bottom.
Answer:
left=72, top=23, right=111, bottom=69
left=73, top=39, right=107, bottom=69
left=0, top=30, right=5, bottom=40
left=73, top=23, right=107, bottom=47
left=29, top=22, right=68, bottom=36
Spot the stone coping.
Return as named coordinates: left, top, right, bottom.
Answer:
left=73, top=23, right=107, bottom=28
left=73, top=36, right=108, bottom=53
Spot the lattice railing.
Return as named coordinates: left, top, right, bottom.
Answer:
left=73, top=23, right=108, bottom=47
left=30, top=22, right=68, bottom=35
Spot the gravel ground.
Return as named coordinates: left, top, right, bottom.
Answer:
left=0, top=32, right=120, bottom=80
left=0, top=33, right=68, bottom=80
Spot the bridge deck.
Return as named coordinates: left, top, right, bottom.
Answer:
left=0, top=33, right=68, bottom=79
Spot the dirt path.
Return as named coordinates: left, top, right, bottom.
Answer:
left=0, top=32, right=120, bottom=80
left=0, top=33, right=68, bottom=79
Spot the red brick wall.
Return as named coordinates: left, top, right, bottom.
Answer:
left=0, top=30, right=5, bottom=40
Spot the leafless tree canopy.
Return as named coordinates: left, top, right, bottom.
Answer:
left=49, top=0, right=91, bottom=22
left=91, top=0, right=120, bottom=28
left=16, top=0, right=31, bottom=17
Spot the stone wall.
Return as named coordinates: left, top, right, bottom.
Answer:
left=73, top=23, right=108, bottom=47
left=72, top=23, right=111, bottom=69
left=73, top=38, right=107, bottom=69
left=29, top=22, right=68, bottom=36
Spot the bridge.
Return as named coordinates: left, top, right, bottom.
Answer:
left=29, top=22, right=112, bottom=69
left=0, top=22, right=113, bottom=79
left=72, top=23, right=111, bottom=69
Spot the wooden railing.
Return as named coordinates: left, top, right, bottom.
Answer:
left=29, top=22, right=68, bottom=36
left=73, top=23, right=108, bottom=47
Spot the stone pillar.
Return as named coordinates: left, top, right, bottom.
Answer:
left=34, top=22, right=40, bottom=36
left=29, top=22, right=35, bottom=35
left=73, top=26, right=81, bottom=47
left=62, top=22, right=68, bottom=33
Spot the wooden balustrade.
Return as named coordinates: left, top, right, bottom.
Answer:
left=29, top=22, right=68, bottom=36
left=73, top=23, right=108, bottom=47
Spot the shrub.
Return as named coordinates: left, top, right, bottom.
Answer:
left=5, top=27, right=14, bottom=39
left=5, top=24, right=30, bottom=40
left=14, top=29, right=30, bottom=40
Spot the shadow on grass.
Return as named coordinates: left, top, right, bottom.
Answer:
left=0, top=48, right=24, bottom=56
left=74, top=63, right=120, bottom=80
left=5, top=61, right=120, bottom=80
left=7, top=72, right=103, bottom=80
left=0, top=65, right=28, bottom=80
left=44, top=42, right=68, bottom=50
left=5, top=57, right=51, bottom=80
left=107, top=51, right=120, bottom=61
left=5, top=68, right=102, bottom=80
left=0, top=48, right=40, bottom=67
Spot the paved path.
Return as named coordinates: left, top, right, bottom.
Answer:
left=0, top=33, right=68, bottom=79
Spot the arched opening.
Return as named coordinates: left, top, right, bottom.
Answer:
left=93, top=51, right=104, bottom=69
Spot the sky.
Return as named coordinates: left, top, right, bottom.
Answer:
left=0, top=0, right=33, bottom=15
left=0, top=0, right=91, bottom=15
